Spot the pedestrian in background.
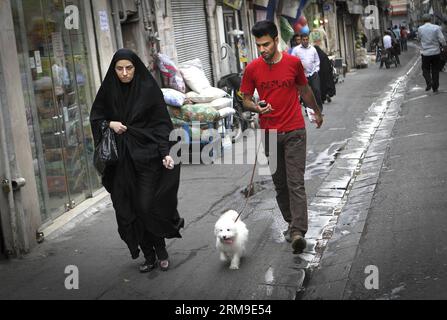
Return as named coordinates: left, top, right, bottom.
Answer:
left=400, top=26, right=408, bottom=51
left=240, top=20, right=323, bottom=255
left=418, top=14, right=447, bottom=92
left=90, top=49, right=184, bottom=273
left=314, top=45, right=336, bottom=103
left=288, top=33, right=301, bottom=54
left=380, top=31, right=400, bottom=67
left=392, top=25, right=401, bottom=42
left=292, top=33, right=324, bottom=112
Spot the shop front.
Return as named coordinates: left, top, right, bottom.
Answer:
left=11, top=0, right=101, bottom=224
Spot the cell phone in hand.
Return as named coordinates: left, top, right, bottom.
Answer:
left=259, top=101, right=267, bottom=108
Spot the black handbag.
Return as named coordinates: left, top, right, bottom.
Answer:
left=94, top=121, right=118, bottom=175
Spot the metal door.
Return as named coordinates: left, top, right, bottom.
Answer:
left=171, top=0, right=214, bottom=84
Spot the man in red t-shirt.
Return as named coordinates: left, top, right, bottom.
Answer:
left=240, top=20, right=323, bottom=254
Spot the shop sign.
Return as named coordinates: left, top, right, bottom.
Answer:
left=51, top=32, right=64, bottom=60
left=98, top=10, right=110, bottom=32
left=34, top=51, right=43, bottom=74
left=323, top=3, right=333, bottom=12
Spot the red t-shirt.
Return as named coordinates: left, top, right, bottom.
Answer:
left=240, top=52, right=308, bottom=132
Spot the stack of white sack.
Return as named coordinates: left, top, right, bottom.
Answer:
left=179, top=58, right=235, bottom=118
left=355, top=47, right=369, bottom=67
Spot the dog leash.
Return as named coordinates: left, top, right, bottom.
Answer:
left=235, top=138, right=263, bottom=222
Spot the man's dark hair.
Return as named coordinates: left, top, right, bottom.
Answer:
left=251, top=20, right=278, bottom=39
left=422, top=14, right=431, bottom=22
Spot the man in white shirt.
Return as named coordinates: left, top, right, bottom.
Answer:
left=292, top=34, right=323, bottom=112
left=383, top=32, right=392, bottom=50
left=380, top=31, right=401, bottom=68
left=418, top=14, right=447, bottom=92
left=380, top=31, right=393, bottom=68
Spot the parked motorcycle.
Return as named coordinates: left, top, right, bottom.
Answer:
left=217, top=73, right=258, bottom=142
left=328, top=56, right=340, bottom=84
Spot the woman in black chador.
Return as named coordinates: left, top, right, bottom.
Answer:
left=90, top=49, right=184, bottom=272
left=314, top=45, right=336, bottom=104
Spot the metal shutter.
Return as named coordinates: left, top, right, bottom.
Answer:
left=171, top=0, right=214, bottom=85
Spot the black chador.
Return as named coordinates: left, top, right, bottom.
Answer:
left=315, top=45, right=336, bottom=102
left=90, top=49, right=184, bottom=260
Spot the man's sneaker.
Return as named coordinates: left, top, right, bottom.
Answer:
left=283, top=227, right=292, bottom=243
left=282, top=229, right=292, bottom=242
left=291, top=234, right=307, bottom=254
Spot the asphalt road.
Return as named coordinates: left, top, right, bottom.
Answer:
left=302, top=43, right=447, bottom=300
left=341, top=58, right=447, bottom=300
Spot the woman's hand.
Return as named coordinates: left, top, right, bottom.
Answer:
left=109, top=121, right=127, bottom=135
left=163, top=155, right=175, bottom=170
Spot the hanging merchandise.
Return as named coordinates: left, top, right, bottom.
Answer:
left=297, top=15, right=308, bottom=27
left=301, top=25, right=310, bottom=35
left=280, top=16, right=295, bottom=44
left=293, top=14, right=308, bottom=33
left=281, top=0, right=300, bottom=19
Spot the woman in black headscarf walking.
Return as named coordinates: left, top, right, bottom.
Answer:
left=90, top=49, right=184, bottom=272
left=314, top=45, right=336, bottom=104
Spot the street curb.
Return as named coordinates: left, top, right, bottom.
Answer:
left=300, top=54, right=422, bottom=300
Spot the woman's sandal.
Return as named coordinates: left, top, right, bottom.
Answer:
left=159, top=259, right=169, bottom=271
left=139, top=260, right=157, bottom=273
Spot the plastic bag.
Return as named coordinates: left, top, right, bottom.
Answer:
left=94, top=121, right=118, bottom=175
left=280, top=16, right=295, bottom=44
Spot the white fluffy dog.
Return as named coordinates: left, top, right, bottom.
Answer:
left=214, top=210, right=249, bottom=270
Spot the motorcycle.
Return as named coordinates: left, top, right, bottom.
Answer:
left=381, top=48, right=398, bottom=69
left=217, top=73, right=258, bottom=142
left=328, top=56, right=340, bottom=84
left=375, top=45, right=382, bottom=63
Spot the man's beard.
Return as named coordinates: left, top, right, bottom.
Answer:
left=262, top=50, right=277, bottom=63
